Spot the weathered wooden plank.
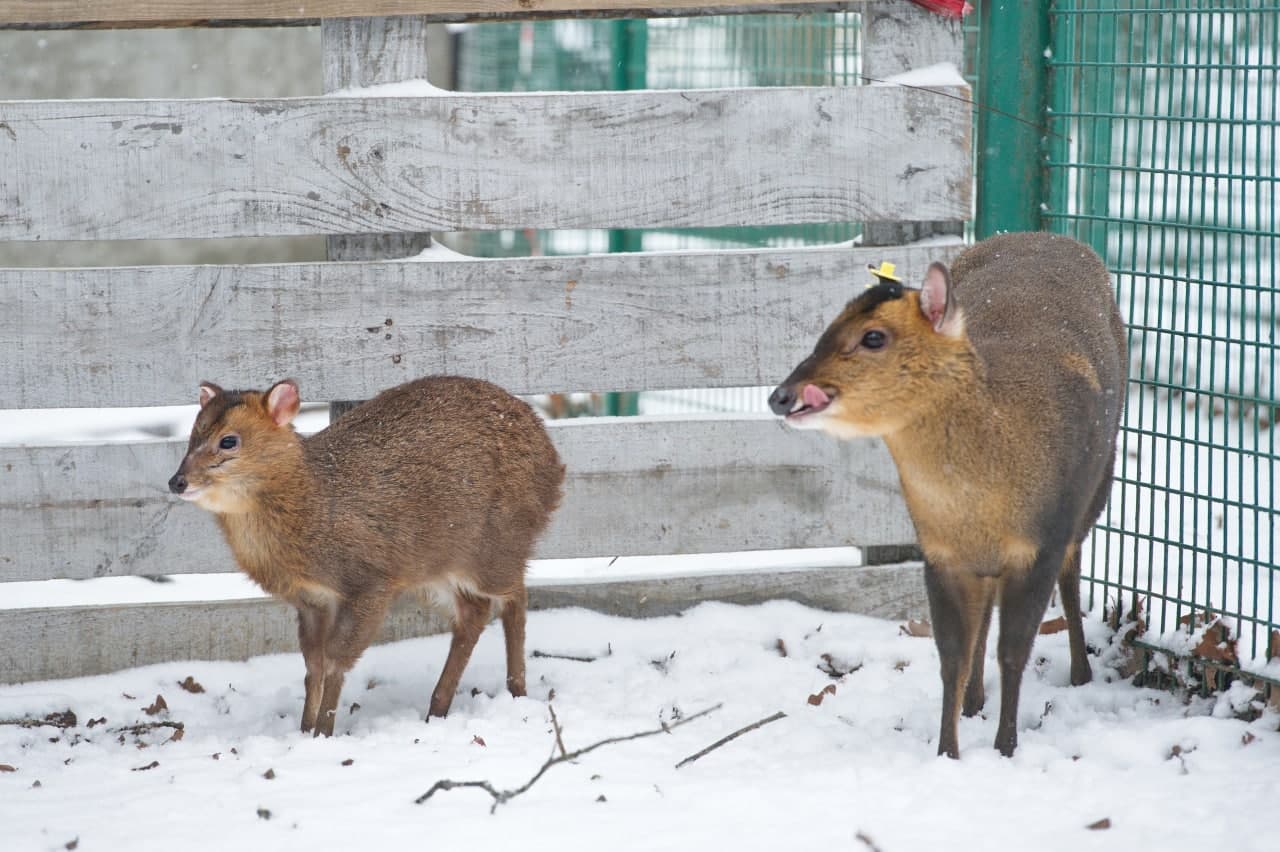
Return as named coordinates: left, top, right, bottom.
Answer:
left=0, top=416, right=916, bottom=582
left=0, top=1, right=868, bottom=28
left=323, top=16, right=438, bottom=421
left=322, top=15, right=436, bottom=264
left=862, top=0, right=967, bottom=248
left=0, top=561, right=927, bottom=683
left=0, top=244, right=962, bottom=409
left=0, top=85, right=970, bottom=241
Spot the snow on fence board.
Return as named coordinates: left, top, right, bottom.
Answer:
left=0, top=245, right=961, bottom=410
left=0, top=86, right=970, bottom=241
left=0, top=561, right=926, bottom=684
left=0, top=418, right=914, bottom=583
left=0, top=0, right=870, bottom=27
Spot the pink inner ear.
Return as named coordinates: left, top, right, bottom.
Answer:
left=267, top=382, right=300, bottom=427
left=198, top=385, right=218, bottom=408
left=921, top=266, right=950, bottom=331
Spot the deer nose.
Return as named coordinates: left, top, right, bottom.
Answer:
left=768, top=385, right=795, bottom=416
left=168, top=472, right=188, bottom=494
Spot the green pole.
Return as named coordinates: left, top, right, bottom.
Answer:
left=975, top=1, right=1052, bottom=238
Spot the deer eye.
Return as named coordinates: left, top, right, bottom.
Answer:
left=860, top=330, right=888, bottom=350
left=219, top=435, right=240, bottom=451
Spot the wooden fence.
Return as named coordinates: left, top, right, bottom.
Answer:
left=0, top=0, right=969, bottom=683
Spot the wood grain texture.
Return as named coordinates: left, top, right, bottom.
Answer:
left=0, top=244, right=963, bottom=409
left=0, top=1, right=868, bottom=27
left=322, top=16, right=435, bottom=263
left=0, top=416, right=916, bottom=582
left=861, top=0, right=967, bottom=248
left=0, top=85, right=970, bottom=240
left=0, top=561, right=927, bottom=683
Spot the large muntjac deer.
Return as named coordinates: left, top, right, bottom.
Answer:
left=169, top=375, right=564, bottom=736
left=768, top=232, right=1126, bottom=757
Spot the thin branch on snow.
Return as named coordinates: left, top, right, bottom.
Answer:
left=674, top=711, right=787, bottom=769
left=0, top=711, right=78, bottom=730
left=856, top=831, right=886, bottom=852
left=415, top=703, right=723, bottom=813
left=547, top=704, right=568, bottom=759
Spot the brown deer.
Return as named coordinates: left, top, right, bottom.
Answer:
left=169, top=375, right=564, bottom=736
left=768, top=232, right=1126, bottom=757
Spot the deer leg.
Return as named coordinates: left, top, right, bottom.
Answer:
left=925, top=564, right=991, bottom=759
left=962, top=583, right=997, bottom=717
left=311, top=593, right=394, bottom=737
left=1059, top=543, right=1094, bottom=687
left=428, top=592, right=491, bottom=719
left=297, top=601, right=336, bottom=735
left=994, top=549, right=1065, bottom=757
left=500, top=586, right=528, bottom=699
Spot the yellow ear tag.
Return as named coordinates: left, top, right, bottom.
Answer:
left=867, top=261, right=902, bottom=288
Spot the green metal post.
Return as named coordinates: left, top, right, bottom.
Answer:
left=974, top=1, right=1052, bottom=238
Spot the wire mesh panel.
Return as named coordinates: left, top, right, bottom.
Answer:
left=1045, top=1, right=1278, bottom=674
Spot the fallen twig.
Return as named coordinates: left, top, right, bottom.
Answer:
left=675, top=710, right=787, bottom=769
left=856, top=831, right=885, bottom=852
left=531, top=650, right=600, bottom=663
left=0, top=711, right=78, bottom=730
left=115, top=721, right=185, bottom=744
left=415, top=703, right=722, bottom=813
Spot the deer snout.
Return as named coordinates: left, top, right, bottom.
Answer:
left=768, top=384, right=796, bottom=416
left=168, top=470, right=188, bottom=494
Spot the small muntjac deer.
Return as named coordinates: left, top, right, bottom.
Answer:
left=168, top=375, right=564, bottom=736
left=768, top=232, right=1126, bottom=758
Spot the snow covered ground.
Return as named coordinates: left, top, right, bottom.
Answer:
left=2, top=601, right=1277, bottom=851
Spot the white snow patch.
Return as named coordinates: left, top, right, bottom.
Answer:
left=1, top=601, right=1276, bottom=851
left=869, top=62, right=968, bottom=89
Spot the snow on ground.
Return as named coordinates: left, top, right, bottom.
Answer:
left=2, top=601, right=1278, bottom=852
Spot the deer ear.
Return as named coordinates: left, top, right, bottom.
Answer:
left=198, top=382, right=223, bottom=409
left=265, top=380, right=301, bottom=427
left=920, top=262, right=965, bottom=337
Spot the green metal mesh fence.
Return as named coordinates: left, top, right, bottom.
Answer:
left=1044, top=1, right=1279, bottom=675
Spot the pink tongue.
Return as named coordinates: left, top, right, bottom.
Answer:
left=802, top=384, right=830, bottom=408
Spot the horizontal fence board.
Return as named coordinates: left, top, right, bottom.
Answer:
left=0, top=244, right=962, bottom=408
left=0, top=86, right=970, bottom=241
left=0, top=0, right=869, bottom=27
left=0, top=561, right=927, bottom=683
left=0, top=417, right=917, bottom=583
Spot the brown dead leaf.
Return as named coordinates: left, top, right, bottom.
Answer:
left=131, top=761, right=160, bottom=772
left=86, top=717, right=107, bottom=729
left=178, top=676, right=205, bottom=694
left=263, top=768, right=276, bottom=780
left=808, top=684, right=837, bottom=706
left=65, top=839, right=79, bottom=851
left=775, top=638, right=789, bottom=658
left=1242, top=732, right=1257, bottom=746
left=143, top=695, right=168, bottom=716
left=167, top=727, right=184, bottom=743
left=893, top=660, right=910, bottom=672
left=350, top=702, right=361, bottom=714
left=257, top=808, right=272, bottom=820
left=342, top=758, right=354, bottom=766
left=1178, top=608, right=1217, bottom=629
left=1086, top=818, right=1111, bottom=830
left=1191, top=619, right=1238, bottom=666
left=899, top=620, right=931, bottom=638
left=1038, top=616, right=1068, bottom=635
left=471, top=735, right=487, bottom=747
left=0, top=764, right=16, bottom=773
